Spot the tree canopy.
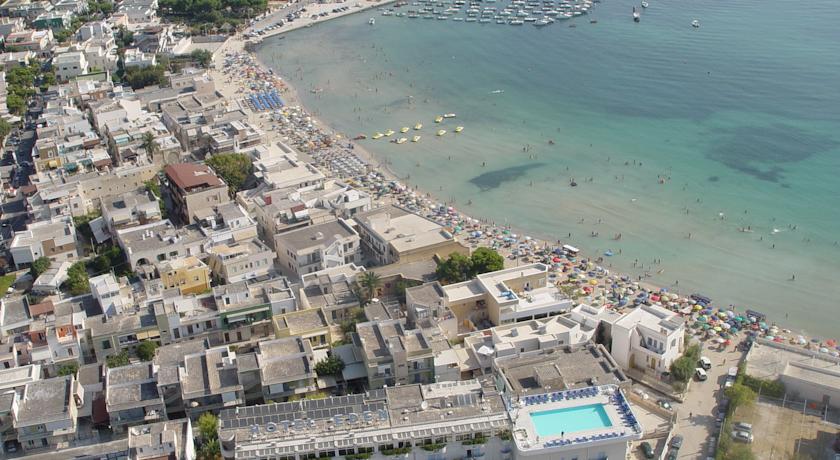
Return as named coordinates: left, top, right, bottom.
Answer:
left=470, top=247, right=505, bottom=274
left=191, top=49, right=213, bottom=68
left=30, top=256, right=51, bottom=279
left=197, top=412, right=220, bottom=459
left=435, top=248, right=504, bottom=284
left=65, top=262, right=90, bottom=296
left=359, top=271, right=382, bottom=301
left=137, top=341, right=158, bottom=361
left=314, top=356, right=345, bottom=378
left=205, top=153, right=253, bottom=195
left=106, top=350, right=130, bottom=368
left=124, top=64, right=165, bottom=89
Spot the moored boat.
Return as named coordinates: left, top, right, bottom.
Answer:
left=384, top=129, right=395, bottom=136
left=437, top=129, right=447, bottom=136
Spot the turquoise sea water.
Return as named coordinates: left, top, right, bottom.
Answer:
left=256, top=0, right=840, bottom=338
left=531, top=404, right=613, bottom=436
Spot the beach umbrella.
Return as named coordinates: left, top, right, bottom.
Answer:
left=826, top=339, right=837, bottom=347
left=702, top=324, right=711, bottom=330
left=714, top=326, right=722, bottom=332
left=820, top=347, right=829, bottom=353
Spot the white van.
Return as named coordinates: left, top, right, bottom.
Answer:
left=695, top=368, right=708, bottom=381
left=699, top=356, right=712, bottom=370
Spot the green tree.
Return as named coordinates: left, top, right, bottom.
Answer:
left=0, top=119, right=10, bottom=143
left=349, top=281, right=366, bottom=307
left=140, top=131, right=160, bottom=159
left=91, top=255, right=111, bottom=274
left=124, top=64, right=165, bottom=89
left=359, top=271, right=382, bottom=301
left=197, top=412, right=220, bottom=458
left=6, top=93, right=25, bottom=115
left=57, top=362, right=79, bottom=376
left=314, top=356, right=345, bottom=378
left=115, top=26, right=134, bottom=49
left=191, top=49, right=214, bottom=68
left=198, top=438, right=220, bottom=460
left=197, top=412, right=219, bottom=441
left=469, top=247, right=504, bottom=276
left=65, top=262, right=90, bottom=296
left=30, top=256, right=51, bottom=278
left=106, top=350, right=130, bottom=368
left=136, top=340, right=158, bottom=361
left=205, top=153, right=253, bottom=195
left=724, top=383, right=757, bottom=412
left=435, top=252, right=472, bottom=284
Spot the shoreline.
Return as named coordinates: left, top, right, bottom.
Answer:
left=209, top=13, right=838, bottom=347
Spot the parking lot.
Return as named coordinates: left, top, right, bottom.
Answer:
left=733, top=398, right=839, bottom=459
left=671, top=341, right=742, bottom=459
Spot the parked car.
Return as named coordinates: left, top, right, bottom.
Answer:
left=699, top=356, right=712, bottom=369
left=639, top=441, right=655, bottom=459
left=695, top=368, right=708, bottom=381
left=732, top=430, right=754, bottom=443
left=666, top=449, right=678, bottom=460
left=670, top=435, right=684, bottom=450
left=633, top=387, right=650, bottom=400
left=658, top=399, right=672, bottom=411
left=734, top=422, right=752, bottom=433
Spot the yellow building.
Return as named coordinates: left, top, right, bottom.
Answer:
left=157, top=256, right=211, bottom=295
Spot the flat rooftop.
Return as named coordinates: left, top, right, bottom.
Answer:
left=746, top=339, right=840, bottom=388
left=496, top=344, right=627, bottom=395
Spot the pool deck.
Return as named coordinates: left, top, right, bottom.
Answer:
left=510, top=385, right=643, bottom=452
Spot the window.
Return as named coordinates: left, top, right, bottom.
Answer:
left=102, top=340, right=112, bottom=350
left=173, top=328, right=180, bottom=339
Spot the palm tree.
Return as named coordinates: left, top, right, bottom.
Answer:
left=359, top=271, right=382, bottom=301
left=140, top=131, right=160, bottom=160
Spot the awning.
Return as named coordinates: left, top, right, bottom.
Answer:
left=341, top=363, right=367, bottom=381
left=137, top=329, right=161, bottom=340
left=48, top=160, right=59, bottom=168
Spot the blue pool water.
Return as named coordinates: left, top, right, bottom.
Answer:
left=531, top=404, right=613, bottom=437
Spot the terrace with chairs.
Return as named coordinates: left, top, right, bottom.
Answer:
left=510, top=384, right=643, bottom=455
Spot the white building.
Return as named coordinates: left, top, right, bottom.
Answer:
left=274, top=218, right=361, bottom=281
left=89, top=273, right=133, bottom=317
left=53, top=51, right=89, bottom=82
left=9, top=216, right=78, bottom=268
left=123, top=47, right=157, bottom=69
left=207, top=239, right=275, bottom=284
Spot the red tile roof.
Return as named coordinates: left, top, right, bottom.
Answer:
left=164, top=163, right=224, bottom=190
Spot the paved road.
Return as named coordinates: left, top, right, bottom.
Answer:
left=672, top=342, right=743, bottom=459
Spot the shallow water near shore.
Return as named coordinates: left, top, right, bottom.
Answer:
left=256, top=0, right=840, bottom=338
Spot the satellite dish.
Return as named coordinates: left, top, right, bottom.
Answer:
left=420, top=401, right=429, bottom=411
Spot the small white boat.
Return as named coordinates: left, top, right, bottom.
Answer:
left=396, top=137, right=408, bottom=144
left=369, top=17, right=376, bottom=24
left=443, top=113, right=456, bottom=118
left=691, top=19, right=700, bottom=28
left=412, top=135, right=421, bottom=142
left=437, top=129, right=447, bottom=136
left=632, top=7, right=640, bottom=22
left=641, top=1, right=648, bottom=7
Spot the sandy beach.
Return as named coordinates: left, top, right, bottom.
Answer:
left=206, top=4, right=840, bottom=351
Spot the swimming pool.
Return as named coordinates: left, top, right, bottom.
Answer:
left=530, top=404, right=613, bottom=437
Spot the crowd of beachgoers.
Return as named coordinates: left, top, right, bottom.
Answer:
left=210, top=9, right=840, bottom=356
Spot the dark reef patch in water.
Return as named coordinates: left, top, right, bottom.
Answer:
left=706, top=124, right=838, bottom=182
left=469, top=163, right=546, bottom=191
